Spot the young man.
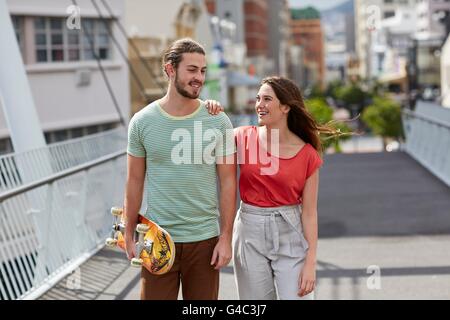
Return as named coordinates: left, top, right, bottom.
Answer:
left=124, top=38, right=237, bottom=300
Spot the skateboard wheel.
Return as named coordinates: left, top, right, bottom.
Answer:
left=111, top=207, right=123, bottom=216
left=136, top=224, right=150, bottom=234
left=131, top=258, right=143, bottom=267
left=105, top=238, right=118, bottom=247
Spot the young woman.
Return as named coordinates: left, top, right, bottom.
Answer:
left=207, top=76, right=338, bottom=300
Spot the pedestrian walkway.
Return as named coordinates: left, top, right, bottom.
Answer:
left=39, top=151, right=450, bottom=300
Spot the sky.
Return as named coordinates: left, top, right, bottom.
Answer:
left=288, top=0, right=349, bottom=11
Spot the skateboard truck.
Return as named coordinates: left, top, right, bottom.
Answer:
left=130, top=223, right=152, bottom=267
left=105, top=207, right=124, bottom=247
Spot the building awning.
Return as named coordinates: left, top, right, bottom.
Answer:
left=378, top=72, right=407, bottom=83
left=227, top=71, right=261, bottom=87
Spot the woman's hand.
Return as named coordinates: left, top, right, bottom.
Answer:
left=298, top=261, right=316, bottom=297
left=205, top=100, right=224, bottom=115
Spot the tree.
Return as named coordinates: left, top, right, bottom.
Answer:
left=335, top=83, right=367, bottom=107
left=305, top=98, right=352, bottom=152
left=362, top=96, right=404, bottom=150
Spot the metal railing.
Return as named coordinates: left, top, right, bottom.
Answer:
left=0, top=150, right=127, bottom=300
left=402, top=108, right=450, bottom=187
left=0, top=127, right=127, bottom=191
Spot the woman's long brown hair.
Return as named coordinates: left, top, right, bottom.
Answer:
left=262, top=76, right=340, bottom=154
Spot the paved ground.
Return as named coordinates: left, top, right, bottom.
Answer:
left=40, top=151, right=450, bottom=300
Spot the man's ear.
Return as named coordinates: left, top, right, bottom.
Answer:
left=165, top=63, right=175, bottom=78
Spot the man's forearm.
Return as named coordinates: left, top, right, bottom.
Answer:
left=124, top=179, right=144, bottom=233
left=218, top=178, right=237, bottom=239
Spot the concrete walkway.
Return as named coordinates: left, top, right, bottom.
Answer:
left=40, top=151, right=450, bottom=300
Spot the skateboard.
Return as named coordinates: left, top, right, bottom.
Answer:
left=105, top=207, right=175, bottom=275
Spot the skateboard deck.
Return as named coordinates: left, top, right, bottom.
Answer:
left=106, top=207, right=175, bottom=275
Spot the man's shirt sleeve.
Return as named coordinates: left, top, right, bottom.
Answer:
left=127, top=114, right=146, bottom=158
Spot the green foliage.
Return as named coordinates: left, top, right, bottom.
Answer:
left=304, top=84, right=326, bottom=99
left=305, top=98, right=352, bottom=152
left=306, top=98, right=333, bottom=123
left=335, top=83, right=367, bottom=106
left=362, top=96, right=404, bottom=140
left=326, top=80, right=345, bottom=100
left=291, top=7, right=321, bottom=20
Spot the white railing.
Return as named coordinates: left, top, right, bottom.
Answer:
left=402, top=107, right=450, bottom=187
left=0, top=126, right=128, bottom=300
left=0, top=127, right=127, bottom=190
left=0, top=150, right=127, bottom=300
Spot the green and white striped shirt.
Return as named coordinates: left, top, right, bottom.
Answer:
left=127, top=100, right=235, bottom=242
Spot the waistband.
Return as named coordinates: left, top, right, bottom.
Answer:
left=240, top=201, right=301, bottom=215
left=238, top=201, right=307, bottom=257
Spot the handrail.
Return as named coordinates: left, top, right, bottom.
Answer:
left=402, top=109, right=450, bottom=129
left=0, top=150, right=126, bottom=202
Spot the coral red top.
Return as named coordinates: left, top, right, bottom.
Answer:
left=235, top=126, right=323, bottom=207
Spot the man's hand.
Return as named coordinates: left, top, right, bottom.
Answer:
left=210, top=236, right=232, bottom=270
left=205, top=100, right=224, bottom=115
left=124, top=226, right=137, bottom=260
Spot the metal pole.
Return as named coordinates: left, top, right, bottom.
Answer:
left=0, top=0, right=46, bottom=153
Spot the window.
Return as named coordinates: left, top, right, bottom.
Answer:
left=50, top=18, right=64, bottom=61
left=87, top=125, right=99, bottom=135
left=96, top=20, right=110, bottom=60
left=384, top=11, right=395, bottom=19
left=67, top=28, right=80, bottom=61
left=11, top=16, right=25, bottom=59
left=82, top=19, right=111, bottom=60
left=54, top=129, right=68, bottom=142
left=70, top=127, right=84, bottom=138
left=0, top=138, right=13, bottom=155
left=34, top=17, right=48, bottom=62
left=34, top=17, right=111, bottom=63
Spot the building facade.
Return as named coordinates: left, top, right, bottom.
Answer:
left=354, top=0, right=417, bottom=79
left=290, top=7, right=325, bottom=89
left=442, top=34, right=450, bottom=108
left=3, top=0, right=129, bottom=153
left=267, top=0, right=291, bottom=77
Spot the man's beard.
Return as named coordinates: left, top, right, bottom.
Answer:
left=175, top=73, right=201, bottom=99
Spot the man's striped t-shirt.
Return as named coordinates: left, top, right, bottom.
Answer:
left=127, top=99, right=235, bottom=242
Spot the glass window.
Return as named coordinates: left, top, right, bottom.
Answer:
left=34, top=17, right=46, bottom=30
left=68, top=49, right=80, bottom=61
left=50, top=18, right=63, bottom=30
left=87, top=126, right=99, bottom=134
left=82, top=19, right=111, bottom=60
left=68, top=31, right=79, bottom=45
left=51, top=34, right=63, bottom=45
left=51, top=49, right=64, bottom=61
left=71, top=128, right=84, bottom=138
left=36, top=49, right=48, bottom=62
left=54, top=130, right=68, bottom=142
left=35, top=34, right=47, bottom=45
left=33, top=17, right=111, bottom=63
left=11, top=16, right=25, bottom=59
left=384, top=11, right=395, bottom=19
